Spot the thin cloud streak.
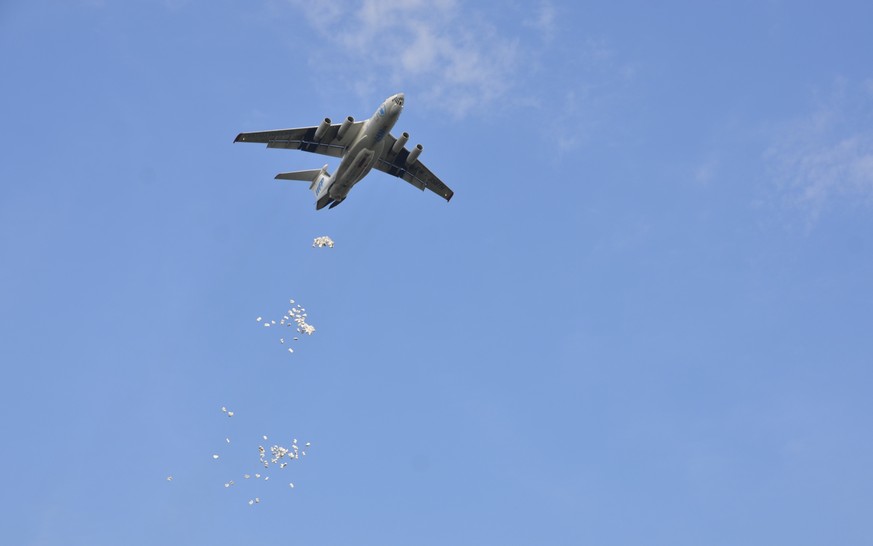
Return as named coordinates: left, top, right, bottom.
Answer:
left=764, top=79, right=873, bottom=221
left=524, top=0, right=557, bottom=43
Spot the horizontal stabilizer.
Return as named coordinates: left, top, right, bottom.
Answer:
left=275, top=169, right=324, bottom=181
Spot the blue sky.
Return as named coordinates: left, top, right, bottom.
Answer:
left=2, top=1, right=873, bottom=544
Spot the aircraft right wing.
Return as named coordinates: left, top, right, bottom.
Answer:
left=234, top=119, right=364, bottom=158
left=374, top=133, right=454, bottom=202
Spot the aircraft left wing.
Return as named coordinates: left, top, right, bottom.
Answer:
left=374, top=133, right=454, bottom=202
left=234, top=120, right=364, bottom=158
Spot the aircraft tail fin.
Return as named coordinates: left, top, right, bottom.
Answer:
left=275, top=164, right=332, bottom=209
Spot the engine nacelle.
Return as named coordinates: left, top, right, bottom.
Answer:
left=406, top=143, right=423, bottom=165
left=337, top=116, right=354, bottom=140
left=314, top=117, right=331, bottom=141
left=392, top=132, right=409, bottom=154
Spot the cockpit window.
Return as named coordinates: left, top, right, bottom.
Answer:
left=393, top=96, right=404, bottom=106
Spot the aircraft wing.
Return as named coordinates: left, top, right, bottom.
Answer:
left=234, top=120, right=365, bottom=158
left=374, top=133, right=454, bottom=202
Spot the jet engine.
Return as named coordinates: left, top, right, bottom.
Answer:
left=337, top=116, right=354, bottom=140
left=391, top=132, right=409, bottom=154
left=407, top=143, right=423, bottom=165
left=314, top=117, right=331, bottom=140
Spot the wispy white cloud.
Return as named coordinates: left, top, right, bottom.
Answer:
left=541, top=37, right=637, bottom=155
left=287, top=0, right=520, bottom=116
left=693, top=157, right=720, bottom=187
left=764, top=79, right=873, bottom=222
left=284, top=0, right=635, bottom=151
left=523, top=0, right=557, bottom=43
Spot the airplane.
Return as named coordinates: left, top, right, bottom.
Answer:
left=234, top=93, right=453, bottom=210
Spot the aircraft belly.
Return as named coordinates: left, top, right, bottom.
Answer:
left=347, top=148, right=375, bottom=183
left=330, top=147, right=376, bottom=199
